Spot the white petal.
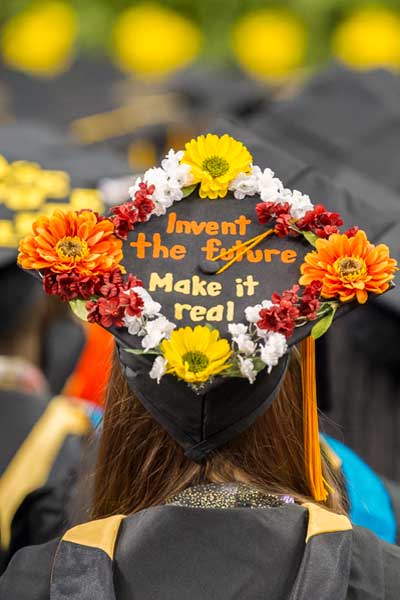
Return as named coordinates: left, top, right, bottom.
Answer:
left=149, top=356, right=168, bottom=383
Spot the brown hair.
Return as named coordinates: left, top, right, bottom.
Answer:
left=91, top=350, right=345, bottom=519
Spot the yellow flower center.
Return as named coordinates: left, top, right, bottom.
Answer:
left=335, top=256, right=366, bottom=281
left=202, top=155, right=230, bottom=178
left=56, top=236, right=89, bottom=260
left=182, top=350, right=210, bottom=373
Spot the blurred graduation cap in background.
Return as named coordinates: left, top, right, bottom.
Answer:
left=1, top=54, right=269, bottom=172
left=0, top=121, right=131, bottom=394
left=0, top=120, right=132, bottom=256
left=247, top=63, right=400, bottom=350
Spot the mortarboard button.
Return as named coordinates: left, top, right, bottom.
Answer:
left=198, top=258, right=221, bottom=274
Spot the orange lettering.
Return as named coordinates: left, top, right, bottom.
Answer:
left=170, top=245, right=187, bottom=260
left=166, top=212, right=177, bottom=234
left=130, top=232, right=152, bottom=258
left=201, top=238, right=222, bottom=260
left=205, top=221, right=219, bottom=235
left=221, top=221, right=236, bottom=235
left=263, top=249, right=280, bottom=262
left=235, top=215, right=252, bottom=236
left=281, top=249, right=297, bottom=264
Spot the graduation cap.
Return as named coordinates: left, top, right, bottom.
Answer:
left=17, top=133, right=397, bottom=502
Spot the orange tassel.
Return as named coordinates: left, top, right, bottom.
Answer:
left=300, top=337, right=328, bottom=502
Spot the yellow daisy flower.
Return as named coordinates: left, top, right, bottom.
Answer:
left=181, top=134, right=252, bottom=199
left=161, top=325, right=232, bottom=384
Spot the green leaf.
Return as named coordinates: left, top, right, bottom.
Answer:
left=182, top=184, right=197, bottom=198
left=302, top=231, right=318, bottom=247
left=69, top=299, right=89, bottom=322
left=223, top=365, right=242, bottom=378
left=252, top=357, right=267, bottom=372
left=311, top=306, right=336, bottom=340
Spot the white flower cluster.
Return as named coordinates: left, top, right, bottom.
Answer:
left=229, top=165, right=313, bottom=221
left=129, top=149, right=193, bottom=217
left=228, top=323, right=256, bottom=356
left=123, top=287, right=175, bottom=352
left=228, top=321, right=287, bottom=383
left=260, top=332, right=288, bottom=374
left=129, top=149, right=313, bottom=224
left=149, top=356, right=168, bottom=384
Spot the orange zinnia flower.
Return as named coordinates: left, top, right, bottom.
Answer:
left=299, top=230, right=397, bottom=304
left=18, top=209, right=123, bottom=275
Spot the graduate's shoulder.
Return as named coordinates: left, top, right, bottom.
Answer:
left=351, top=524, right=400, bottom=600
left=0, top=538, right=58, bottom=600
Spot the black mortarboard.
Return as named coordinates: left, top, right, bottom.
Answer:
left=17, top=130, right=397, bottom=500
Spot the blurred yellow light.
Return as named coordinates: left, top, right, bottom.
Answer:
left=332, top=6, right=400, bottom=70
left=231, top=8, right=307, bottom=80
left=112, top=3, right=201, bottom=79
left=0, top=1, right=78, bottom=77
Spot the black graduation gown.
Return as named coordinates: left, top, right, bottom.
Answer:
left=0, top=388, right=91, bottom=573
left=1, top=484, right=399, bottom=599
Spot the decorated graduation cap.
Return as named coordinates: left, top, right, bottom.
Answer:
left=17, top=133, right=397, bottom=502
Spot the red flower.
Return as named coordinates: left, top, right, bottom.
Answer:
left=97, top=269, right=125, bottom=298
left=85, top=270, right=144, bottom=328
left=111, top=202, right=139, bottom=240
left=298, top=281, right=322, bottom=319
left=344, top=226, right=359, bottom=238
left=257, top=303, right=299, bottom=339
left=124, top=273, right=144, bottom=290
left=43, top=271, right=60, bottom=296
left=43, top=270, right=99, bottom=301
left=124, top=288, right=144, bottom=317
left=272, top=284, right=300, bottom=305
left=256, top=201, right=291, bottom=225
left=96, top=269, right=143, bottom=299
left=296, top=204, right=343, bottom=239
left=76, top=275, right=99, bottom=300
left=86, top=296, right=126, bottom=328
left=275, top=213, right=292, bottom=237
left=86, top=285, right=144, bottom=328
left=133, top=182, right=155, bottom=222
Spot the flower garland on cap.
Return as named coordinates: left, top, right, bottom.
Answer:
left=17, top=134, right=397, bottom=390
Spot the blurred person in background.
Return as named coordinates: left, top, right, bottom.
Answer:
left=1, top=132, right=399, bottom=598
left=0, top=145, right=112, bottom=572
left=0, top=257, right=92, bottom=573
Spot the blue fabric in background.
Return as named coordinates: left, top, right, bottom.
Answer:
left=324, top=435, right=397, bottom=544
left=88, top=405, right=104, bottom=429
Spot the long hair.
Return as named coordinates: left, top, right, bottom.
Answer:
left=91, top=349, right=344, bottom=519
